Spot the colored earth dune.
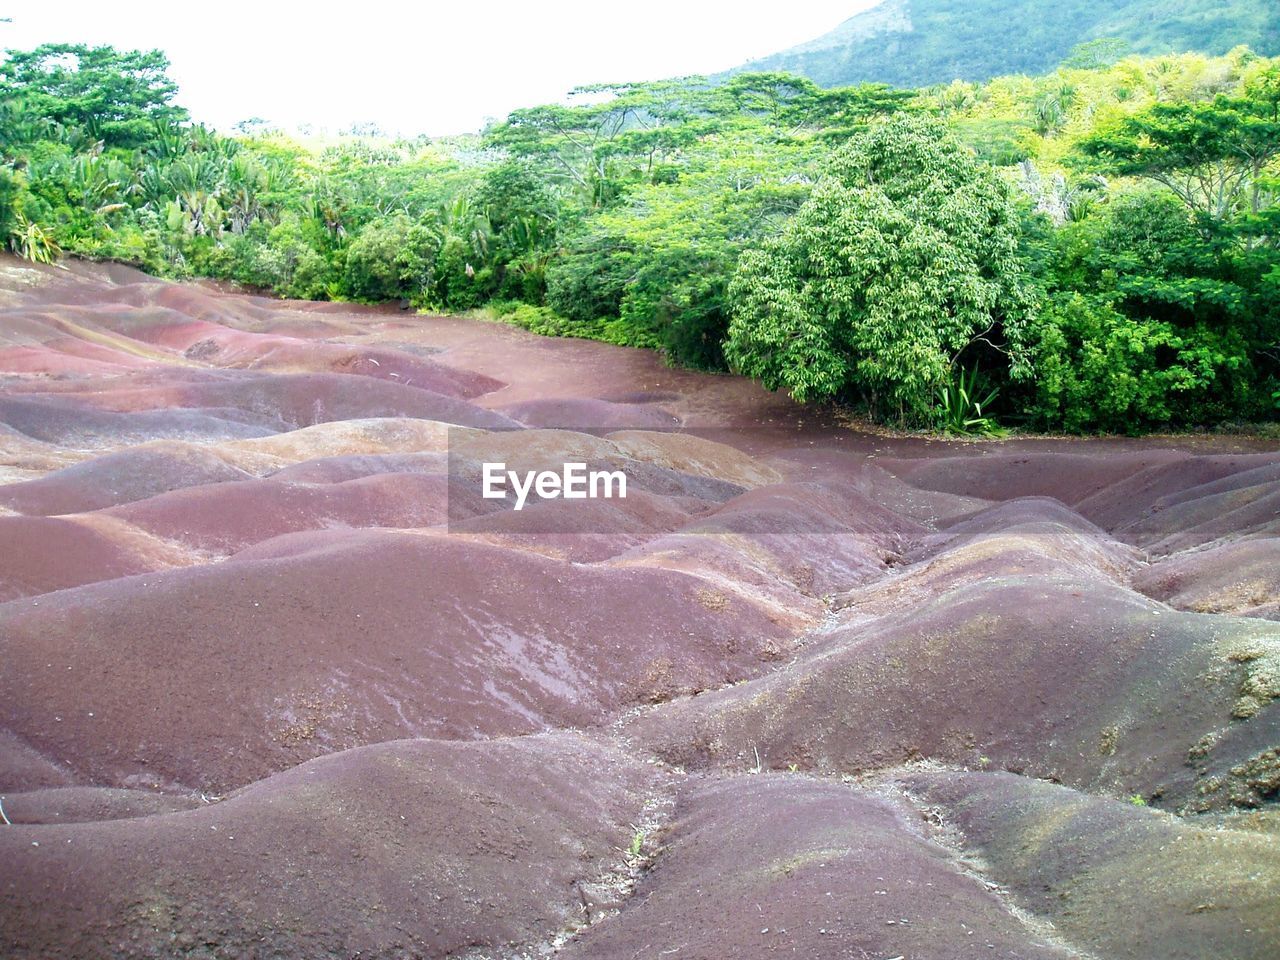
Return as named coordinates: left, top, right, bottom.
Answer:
left=1, top=254, right=1277, bottom=960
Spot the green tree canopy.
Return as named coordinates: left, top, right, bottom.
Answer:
left=724, top=114, right=1033, bottom=420
left=1076, top=92, right=1280, bottom=218
left=0, top=44, right=187, bottom=148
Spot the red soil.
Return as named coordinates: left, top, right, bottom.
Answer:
left=103, top=473, right=455, bottom=553
left=0, top=256, right=1276, bottom=959
left=0, top=530, right=791, bottom=791
left=562, top=776, right=1075, bottom=960
left=0, top=514, right=177, bottom=600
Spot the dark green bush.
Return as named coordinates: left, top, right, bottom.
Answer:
left=342, top=215, right=439, bottom=302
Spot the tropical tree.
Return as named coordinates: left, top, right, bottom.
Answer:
left=0, top=44, right=187, bottom=148
left=725, top=114, right=1034, bottom=421
left=342, top=214, right=441, bottom=302
left=1076, top=93, right=1280, bottom=219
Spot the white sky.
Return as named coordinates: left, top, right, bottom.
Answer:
left=0, top=2, right=878, bottom=136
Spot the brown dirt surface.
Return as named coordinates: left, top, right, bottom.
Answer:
left=0, top=529, right=792, bottom=791
left=0, top=785, right=201, bottom=824
left=0, top=513, right=190, bottom=600
left=0, top=256, right=1277, bottom=958
left=902, top=769, right=1280, bottom=960
left=0, top=440, right=253, bottom=515
left=627, top=575, right=1279, bottom=806
left=1134, top=538, right=1280, bottom=619
left=562, top=774, right=1075, bottom=960
left=1, top=733, right=664, bottom=960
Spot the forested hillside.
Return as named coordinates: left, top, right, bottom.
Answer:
left=735, top=0, right=1280, bottom=88
left=2, top=43, right=1278, bottom=433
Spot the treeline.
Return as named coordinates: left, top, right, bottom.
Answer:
left=1, top=42, right=1277, bottom=433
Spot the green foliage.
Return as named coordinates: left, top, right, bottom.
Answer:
left=0, top=44, right=187, bottom=148
left=1024, top=291, right=1244, bottom=431
left=732, top=0, right=1279, bottom=89
left=545, top=232, right=633, bottom=326
left=489, top=301, right=646, bottom=348
left=953, top=118, right=1034, bottom=165
left=935, top=367, right=1004, bottom=436
left=343, top=215, right=440, bottom=302
left=1, top=38, right=1276, bottom=436
left=471, top=159, right=558, bottom=301
left=1018, top=189, right=1272, bottom=431
left=543, top=130, right=818, bottom=368
left=725, top=115, right=1034, bottom=422
left=8, top=213, right=61, bottom=263
left=0, top=166, right=24, bottom=237
left=1076, top=93, right=1280, bottom=218
left=1063, top=38, right=1132, bottom=71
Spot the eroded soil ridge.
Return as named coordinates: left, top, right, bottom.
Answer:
left=1, top=256, right=1277, bottom=959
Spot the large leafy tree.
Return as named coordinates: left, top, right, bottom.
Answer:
left=545, top=134, right=816, bottom=368
left=1076, top=89, right=1280, bottom=219
left=724, top=114, right=1033, bottom=420
left=1020, top=188, right=1276, bottom=430
left=488, top=79, right=710, bottom=208
left=715, top=72, right=914, bottom=139
left=0, top=44, right=187, bottom=148
left=487, top=73, right=912, bottom=211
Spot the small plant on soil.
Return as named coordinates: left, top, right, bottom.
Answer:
left=934, top=367, right=1005, bottom=437
left=9, top=214, right=61, bottom=264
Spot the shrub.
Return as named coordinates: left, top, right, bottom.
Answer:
left=342, top=215, right=439, bottom=302
left=935, top=366, right=1004, bottom=436
left=545, top=233, right=634, bottom=325
left=1024, top=292, right=1250, bottom=432
left=725, top=114, right=1034, bottom=422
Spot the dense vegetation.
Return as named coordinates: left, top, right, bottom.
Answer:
left=1, top=42, right=1278, bottom=433
left=726, top=114, right=1035, bottom=423
left=734, top=0, right=1280, bottom=90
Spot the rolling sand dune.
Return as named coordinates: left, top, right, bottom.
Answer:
left=902, top=769, right=1280, bottom=960
left=562, top=775, right=1076, bottom=960
left=0, top=257, right=1276, bottom=959
left=0, top=440, right=254, bottom=515
left=0, top=513, right=191, bottom=600
left=1, top=734, right=662, bottom=960
left=628, top=574, right=1279, bottom=806
left=1134, top=538, right=1280, bottom=618
left=0, top=530, right=792, bottom=791
left=102, top=473, right=455, bottom=553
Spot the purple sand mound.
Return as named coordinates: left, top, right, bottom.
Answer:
left=562, top=774, right=1073, bottom=960
left=0, top=515, right=175, bottom=599
left=1134, top=538, right=1280, bottom=618
left=629, top=576, right=1276, bottom=806
left=0, top=442, right=250, bottom=515
left=0, top=530, right=790, bottom=791
left=1, top=259, right=1277, bottom=959
left=903, top=770, right=1280, bottom=960
left=103, top=473, right=453, bottom=552
left=0, top=734, right=662, bottom=960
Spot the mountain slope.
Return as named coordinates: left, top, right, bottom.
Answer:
left=734, top=0, right=1280, bottom=88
